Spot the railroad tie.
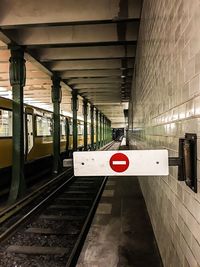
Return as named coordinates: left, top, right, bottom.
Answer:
left=25, top=227, right=79, bottom=235
left=6, top=245, right=67, bottom=256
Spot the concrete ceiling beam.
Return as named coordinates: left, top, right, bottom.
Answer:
left=5, top=22, right=139, bottom=46
left=67, top=77, right=132, bottom=85
left=47, top=59, right=134, bottom=71
left=74, top=84, right=122, bottom=89
left=35, top=45, right=136, bottom=61
left=60, top=69, right=133, bottom=78
left=67, top=77, right=128, bottom=84
left=81, top=91, right=121, bottom=95
left=60, top=69, right=121, bottom=78
left=79, top=90, right=122, bottom=94
left=0, top=0, right=142, bottom=27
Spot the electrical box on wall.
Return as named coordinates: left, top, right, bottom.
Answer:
left=169, top=133, right=197, bottom=193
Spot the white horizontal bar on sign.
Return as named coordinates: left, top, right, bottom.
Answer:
left=73, top=150, right=169, bottom=177
left=112, top=161, right=126, bottom=165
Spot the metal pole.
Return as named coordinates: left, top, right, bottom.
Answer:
left=91, top=105, right=94, bottom=150
left=105, top=117, right=107, bottom=144
left=107, top=118, right=109, bottom=143
left=96, top=109, right=99, bottom=150
left=99, top=113, right=102, bottom=147
left=102, top=114, right=104, bottom=146
left=51, top=75, right=62, bottom=174
left=72, top=90, right=78, bottom=151
left=83, top=99, right=88, bottom=151
left=110, top=120, right=112, bottom=141
left=8, top=46, right=26, bottom=203
left=108, top=120, right=111, bottom=141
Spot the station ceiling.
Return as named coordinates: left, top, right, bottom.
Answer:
left=0, top=0, right=142, bottom=126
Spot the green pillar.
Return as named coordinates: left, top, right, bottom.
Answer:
left=8, top=46, right=26, bottom=203
left=105, top=117, right=107, bottom=144
left=110, top=120, right=112, bottom=141
left=99, top=113, right=102, bottom=147
left=108, top=120, right=110, bottom=141
left=91, top=105, right=94, bottom=150
left=72, top=90, right=78, bottom=151
left=83, top=99, right=88, bottom=151
left=51, top=75, right=62, bottom=174
left=102, top=114, right=104, bottom=146
left=103, top=115, right=105, bottom=145
left=107, top=118, right=109, bottom=142
left=96, top=109, right=99, bottom=149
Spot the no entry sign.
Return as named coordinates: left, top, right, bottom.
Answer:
left=109, top=153, right=129, bottom=172
left=73, top=150, right=169, bottom=176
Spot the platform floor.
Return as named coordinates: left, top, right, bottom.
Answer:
left=77, top=176, right=163, bottom=267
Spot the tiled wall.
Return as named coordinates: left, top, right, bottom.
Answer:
left=129, top=1, right=200, bottom=266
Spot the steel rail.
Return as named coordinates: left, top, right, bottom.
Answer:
left=65, top=176, right=108, bottom=267
left=0, top=168, right=73, bottom=225
left=100, top=140, right=116, bottom=151
left=0, top=140, right=116, bottom=226
left=0, top=140, right=118, bottom=266
left=0, top=174, right=75, bottom=242
left=66, top=141, right=119, bottom=266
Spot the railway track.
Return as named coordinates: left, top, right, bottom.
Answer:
left=0, top=176, right=106, bottom=267
left=0, top=141, right=121, bottom=267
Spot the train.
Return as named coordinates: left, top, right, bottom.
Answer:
left=0, top=96, right=106, bottom=192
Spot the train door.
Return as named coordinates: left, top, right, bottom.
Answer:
left=25, top=112, right=34, bottom=159
left=27, top=114, right=34, bottom=153
left=65, top=117, right=69, bottom=152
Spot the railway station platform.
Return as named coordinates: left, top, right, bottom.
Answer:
left=1, top=1, right=200, bottom=266
left=77, top=175, right=163, bottom=267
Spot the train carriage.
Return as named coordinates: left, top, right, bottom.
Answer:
left=0, top=96, right=92, bottom=190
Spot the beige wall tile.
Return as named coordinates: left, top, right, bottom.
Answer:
left=129, top=0, right=200, bottom=266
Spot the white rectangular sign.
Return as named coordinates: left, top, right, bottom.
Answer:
left=73, top=150, right=169, bottom=176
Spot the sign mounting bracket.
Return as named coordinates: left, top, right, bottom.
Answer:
left=168, top=133, right=197, bottom=193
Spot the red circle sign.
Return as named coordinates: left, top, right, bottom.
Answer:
left=109, top=153, right=129, bottom=172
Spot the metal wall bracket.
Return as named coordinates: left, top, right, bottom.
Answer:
left=169, top=133, right=197, bottom=193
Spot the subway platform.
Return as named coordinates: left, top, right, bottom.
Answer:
left=77, top=176, right=163, bottom=267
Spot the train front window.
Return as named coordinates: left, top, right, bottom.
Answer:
left=36, top=116, right=52, bottom=136
left=0, top=109, right=12, bottom=137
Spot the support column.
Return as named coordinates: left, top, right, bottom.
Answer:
left=8, top=46, right=26, bottom=203
left=104, top=117, right=106, bottom=144
left=90, top=105, right=94, bottom=150
left=108, top=120, right=110, bottom=142
left=51, top=75, right=62, bottom=174
left=103, top=115, right=105, bottom=145
left=72, top=90, right=78, bottom=151
left=102, top=114, right=105, bottom=146
left=99, top=113, right=102, bottom=147
left=96, top=109, right=99, bottom=149
left=107, top=118, right=109, bottom=142
left=109, top=120, right=112, bottom=141
left=83, top=99, right=88, bottom=151
left=105, top=117, right=108, bottom=144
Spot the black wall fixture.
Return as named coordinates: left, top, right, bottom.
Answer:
left=169, top=133, right=197, bottom=193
